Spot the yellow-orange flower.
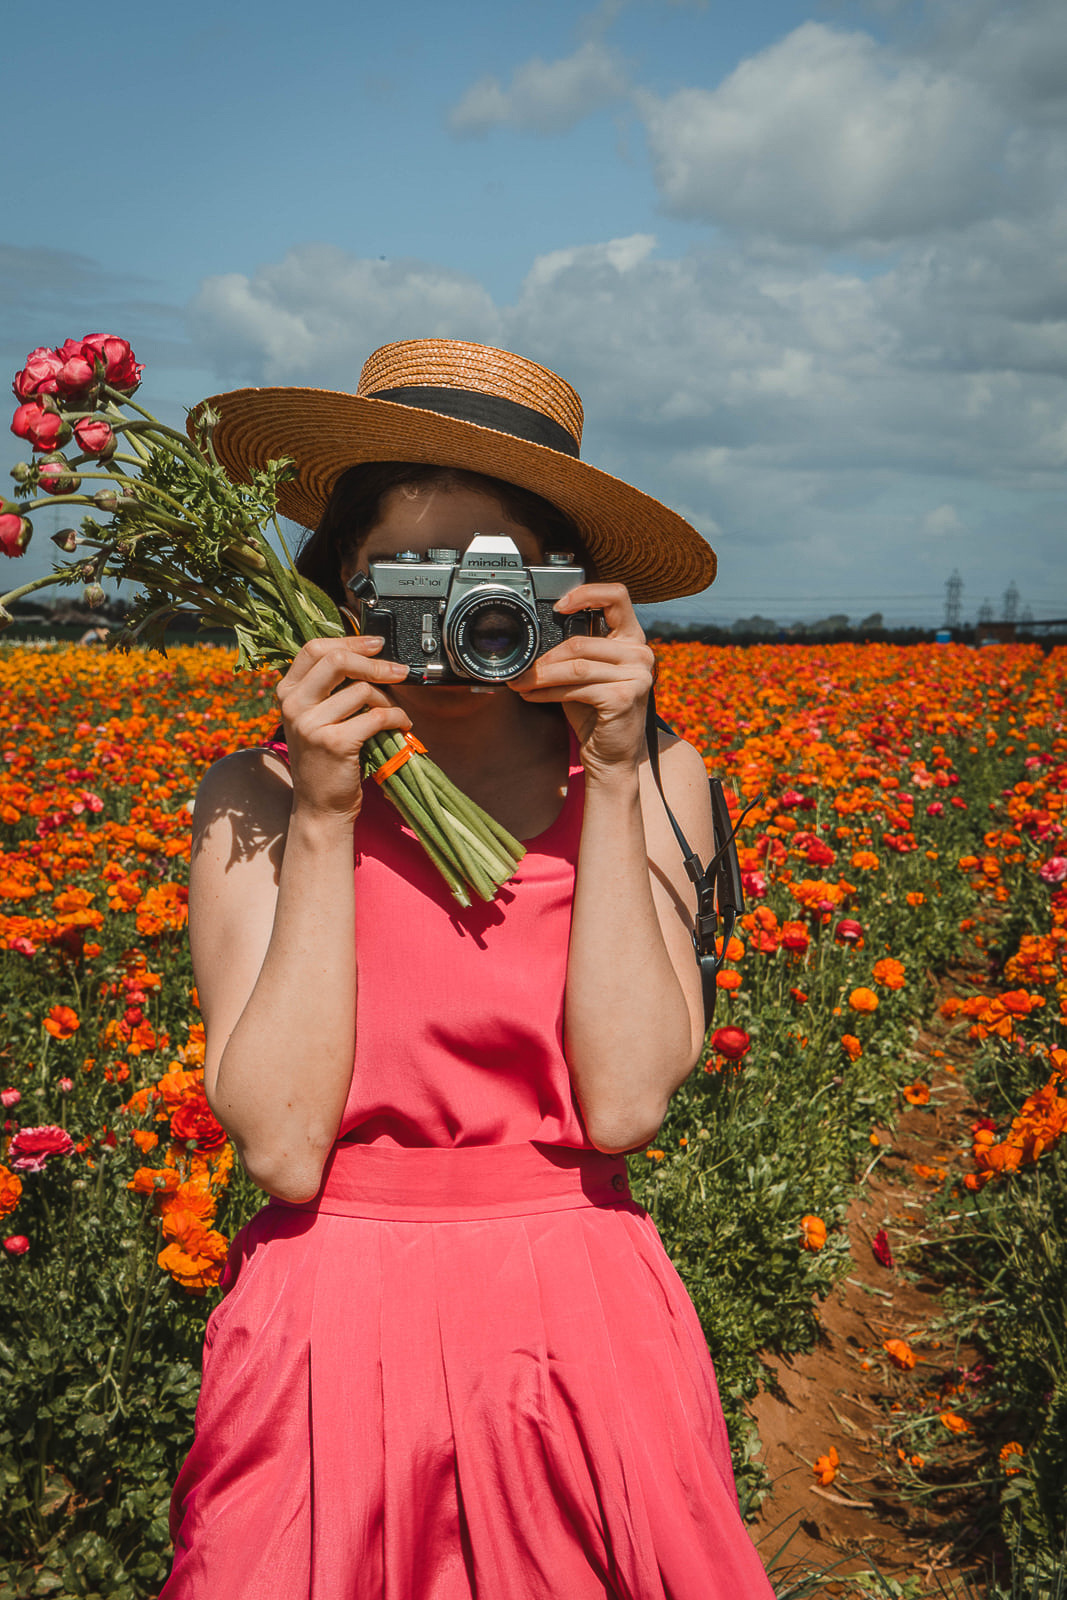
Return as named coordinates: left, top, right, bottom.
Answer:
left=848, top=987, right=879, bottom=1014
left=850, top=850, right=880, bottom=871
left=999, top=1441, right=1024, bottom=1476
left=841, top=1034, right=863, bottom=1062
left=902, top=1082, right=931, bottom=1106
left=0, top=1164, right=23, bottom=1219
left=800, top=1214, right=826, bottom=1251
left=873, top=957, right=906, bottom=990
left=812, top=1446, right=839, bottom=1486
left=131, top=1129, right=159, bottom=1154
left=883, top=1338, right=916, bottom=1370
left=940, top=1411, right=971, bottom=1435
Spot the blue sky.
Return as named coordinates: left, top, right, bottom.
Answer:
left=3, top=0, right=1065, bottom=628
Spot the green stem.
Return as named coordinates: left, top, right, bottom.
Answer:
left=0, top=571, right=73, bottom=610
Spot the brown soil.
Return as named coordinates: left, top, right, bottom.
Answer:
left=748, top=986, right=1000, bottom=1596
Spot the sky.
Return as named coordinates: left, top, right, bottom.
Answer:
left=2, top=0, right=1065, bottom=630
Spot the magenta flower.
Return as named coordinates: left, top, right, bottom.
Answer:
left=8, top=1124, right=75, bottom=1173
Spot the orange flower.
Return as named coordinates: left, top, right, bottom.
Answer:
left=848, top=987, right=879, bottom=1014
left=0, top=1164, right=23, bottom=1219
left=902, top=1082, right=931, bottom=1106
left=812, top=1446, right=839, bottom=1486
left=850, top=850, right=880, bottom=871
left=127, top=1166, right=180, bottom=1197
left=939, top=1411, right=971, bottom=1435
left=715, top=969, right=742, bottom=991
left=800, top=1214, right=826, bottom=1251
left=131, top=1129, right=159, bottom=1154
left=841, top=1034, right=863, bottom=1062
left=999, top=1441, right=1024, bottom=1476
left=883, top=1338, right=916, bottom=1370
left=43, top=1004, right=80, bottom=1040
left=906, top=892, right=926, bottom=907
left=873, top=958, right=906, bottom=990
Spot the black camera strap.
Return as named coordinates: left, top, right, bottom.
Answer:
left=644, top=692, right=762, bottom=1029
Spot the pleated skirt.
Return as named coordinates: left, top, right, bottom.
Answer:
left=163, top=1142, right=774, bottom=1599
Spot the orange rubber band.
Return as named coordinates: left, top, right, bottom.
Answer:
left=372, top=733, right=427, bottom=785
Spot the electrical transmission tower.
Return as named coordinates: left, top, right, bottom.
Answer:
left=978, top=598, right=994, bottom=624
left=944, top=570, right=962, bottom=628
left=1002, top=581, right=1019, bottom=623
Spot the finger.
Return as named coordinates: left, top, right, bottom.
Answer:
left=288, top=679, right=410, bottom=738
left=279, top=643, right=409, bottom=717
left=510, top=642, right=654, bottom=693
left=553, top=582, right=644, bottom=642
left=282, top=633, right=386, bottom=686
left=299, top=702, right=413, bottom=754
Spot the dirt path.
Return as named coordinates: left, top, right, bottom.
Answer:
left=748, top=1000, right=996, bottom=1593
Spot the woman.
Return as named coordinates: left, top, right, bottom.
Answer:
left=163, top=340, right=774, bottom=1597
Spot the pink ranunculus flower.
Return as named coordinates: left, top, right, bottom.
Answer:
left=11, top=401, right=69, bottom=452
left=926, top=801, right=945, bottom=817
left=12, top=346, right=64, bottom=400
left=9, top=936, right=37, bottom=955
left=36, top=455, right=80, bottom=496
left=80, top=334, right=142, bottom=394
left=0, top=513, right=32, bottom=557
left=8, top=1124, right=75, bottom=1173
left=1, top=1088, right=20, bottom=1108
left=53, top=338, right=97, bottom=398
left=72, top=417, right=115, bottom=457
left=1039, top=856, right=1067, bottom=885
left=58, top=1078, right=74, bottom=1094
left=740, top=869, right=767, bottom=899
left=3, top=1235, right=30, bottom=1255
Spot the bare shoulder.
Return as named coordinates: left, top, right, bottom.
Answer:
left=193, top=749, right=292, bottom=835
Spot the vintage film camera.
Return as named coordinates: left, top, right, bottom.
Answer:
left=344, top=535, right=603, bottom=686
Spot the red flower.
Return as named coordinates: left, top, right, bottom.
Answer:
left=871, top=1228, right=894, bottom=1268
left=53, top=339, right=96, bottom=398
left=835, top=919, right=864, bottom=946
left=12, top=346, right=64, bottom=400
left=0, top=513, right=32, bottom=557
left=72, top=417, right=115, bottom=458
left=8, top=1124, right=75, bottom=1173
left=170, top=1089, right=228, bottom=1151
left=710, top=1026, right=751, bottom=1061
left=780, top=922, right=811, bottom=954
left=3, top=1235, right=30, bottom=1256
left=36, top=454, right=80, bottom=496
left=80, top=334, right=142, bottom=393
left=11, top=401, right=69, bottom=451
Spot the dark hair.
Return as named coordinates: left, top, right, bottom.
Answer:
left=295, top=462, right=596, bottom=607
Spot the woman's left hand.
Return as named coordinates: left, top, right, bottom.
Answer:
left=508, top=583, right=654, bottom=782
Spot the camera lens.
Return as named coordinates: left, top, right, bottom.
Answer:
left=446, top=592, right=539, bottom=681
left=468, top=606, right=525, bottom=663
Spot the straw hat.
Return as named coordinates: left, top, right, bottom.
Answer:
left=199, top=339, right=716, bottom=603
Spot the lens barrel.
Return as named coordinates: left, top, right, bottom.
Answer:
left=444, top=590, right=539, bottom=682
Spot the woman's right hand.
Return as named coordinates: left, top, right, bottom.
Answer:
left=275, top=636, right=412, bottom=825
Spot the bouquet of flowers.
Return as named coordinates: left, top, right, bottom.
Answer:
left=0, top=335, right=525, bottom=905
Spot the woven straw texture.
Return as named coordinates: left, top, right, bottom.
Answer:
left=199, top=341, right=716, bottom=603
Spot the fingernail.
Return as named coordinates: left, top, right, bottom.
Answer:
left=390, top=662, right=410, bottom=677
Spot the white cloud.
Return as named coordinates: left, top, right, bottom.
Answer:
left=638, top=21, right=1012, bottom=244
left=187, top=227, right=1066, bottom=622
left=923, top=503, right=963, bottom=536
left=188, top=245, right=501, bottom=386
left=448, top=40, right=629, bottom=136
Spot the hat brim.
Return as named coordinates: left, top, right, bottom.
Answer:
left=198, top=387, right=716, bottom=604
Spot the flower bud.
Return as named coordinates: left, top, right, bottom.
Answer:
left=84, top=583, right=106, bottom=608
left=11, top=401, right=71, bottom=452
left=13, top=346, right=63, bottom=401
left=10, top=463, right=32, bottom=484
left=93, top=489, right=119, bottom=512
left=52, top=527, right=79, bottom=553
left=0, top=513, right=32, bottom=557
left=73, top=417, right=115, bottom=459
left=37, top=454, right=81, bottom=496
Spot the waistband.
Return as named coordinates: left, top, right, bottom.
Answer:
left=270, top=1141, right=632, bottom=1221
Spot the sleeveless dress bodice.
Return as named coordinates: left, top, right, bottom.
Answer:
left=340, top=737, right=588, bottom=1148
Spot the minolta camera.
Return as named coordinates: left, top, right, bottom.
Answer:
left=344, top=535, right=602, bottom=685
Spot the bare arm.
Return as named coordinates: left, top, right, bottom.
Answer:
left=511, top=584, right=713, bottom=1154
left=189, top=637, right=411, bottom=1202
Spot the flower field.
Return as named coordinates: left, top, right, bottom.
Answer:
left=0, top=638, right=1065, bottom=1597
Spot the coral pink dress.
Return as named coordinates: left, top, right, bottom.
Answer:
left=163, top=734, right=774, bottom=1598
